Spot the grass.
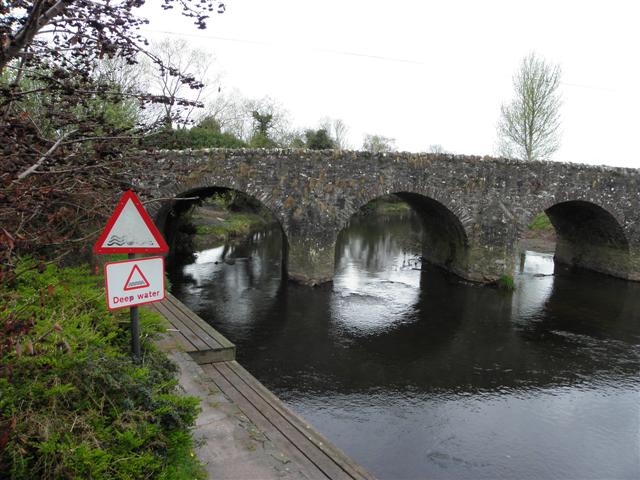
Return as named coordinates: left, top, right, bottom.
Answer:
left=528, top=212, right=553, bottom=231
left=195, top=212, right=266, bottom=240
left=358, top=198, right=411, bottom=217
left=377, top=201, right=411, bottom=215
left=497, top=274, right=516, bottom=291
left=0, top=258, right=204, bottom=479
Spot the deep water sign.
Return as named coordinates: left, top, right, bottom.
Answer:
left=104, top=257, right=165, bottom=311
left=95, top=189, right=169, bottom=361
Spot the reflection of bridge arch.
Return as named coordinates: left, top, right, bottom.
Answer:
left=521, top=198, right=630, bottom=278
left=343, top=191, right=471, bottom=278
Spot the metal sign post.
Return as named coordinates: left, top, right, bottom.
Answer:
left=128, top=253, right=141, bottom=362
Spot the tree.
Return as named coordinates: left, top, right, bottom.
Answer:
left=319, top=117, right=350, bottom=149
left=246, top=96, right=293, bottom=146
left=143, top=38, right=218, bottom=128
left=249, top=110, right=277, bottom=147
left=149, top=126, right=247, bottom=150
left=362, top=134, right=396, bottom=153
left=201, top=88, right=247, bottom=137
left=331, top=119, right=350, bottom=150
left=428, top=144, right=448, bottom=154
left=304, top=128, right=335, bottom=150
left=0, top=1, right=226, bottom=277
left=201, top=92, right=300, bottom=146
left=197, top=115, right=222, bottom=132
left=497, top=52, right=562, bottom=161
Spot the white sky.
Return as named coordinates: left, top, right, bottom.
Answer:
left=142, top=0, right=640, bottom=168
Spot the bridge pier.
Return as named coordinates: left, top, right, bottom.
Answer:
left=464, top=243, right=516, bottom=283
left=419, top=230, right=516, bottom=283
left=544, top=200, right=637, bottom=281
left=630, top=249, right=640, bottom=282
left=285, top=234, right=336, bottom=287
left=554, top=238, right=640, bottom=281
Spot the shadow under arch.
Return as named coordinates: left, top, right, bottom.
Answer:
left=339, top=192, right=470, bottom=279
left=525, top=200, right=630, bottom=279
left=154, top=185, right=289, bottom=275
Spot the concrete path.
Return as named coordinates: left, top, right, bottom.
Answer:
left=168, top=349, right=313, bottom=479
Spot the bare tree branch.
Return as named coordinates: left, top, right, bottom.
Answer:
left=16, top=130, right=77, bottom=180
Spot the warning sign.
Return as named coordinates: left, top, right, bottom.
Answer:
left=94, top=190, right=168, bottom=254
left=124, top=265, right=151, bottom=291
left=104, top=257, right=165, bottom=311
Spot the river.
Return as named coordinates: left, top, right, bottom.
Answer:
left=167, top=210, right=640, bottom=479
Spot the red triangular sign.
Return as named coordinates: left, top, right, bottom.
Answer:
left=94, top=190, right=169, bottom=254
left=123, top=264, right=151, bottom=291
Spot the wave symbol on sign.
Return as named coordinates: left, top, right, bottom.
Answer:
left=106, top=235, right=126, bottom=246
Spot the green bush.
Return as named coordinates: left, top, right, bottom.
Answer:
left=248, top=132, right=277, bottom=148
left=147, top=127, right=247, bottom=150
left=195, top=212, right=266, bottom=242
left=0, top=259, right=204, bottom=480
left=528, top=212, right=553, bottom=231
left=497, top=274, right=516, bottom=291
left=304, top=128, right=335, bottom=150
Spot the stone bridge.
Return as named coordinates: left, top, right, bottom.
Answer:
left=134, top=149, right=640, bottom=286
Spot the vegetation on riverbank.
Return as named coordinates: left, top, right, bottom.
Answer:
left=528, top=212, right=553, bottom=231
left=195, top=212, right=267, bottom=241
left=0, top=259, right=204, bottom=480
left=147, top=125, right=248, bottom=150
left=183, top=193, right=273, bottom=249
left=523, top=212, right=556, bottom=253
left=497, top=274, right=516, bottom=291
left=358, top=196, right=411, bottom=217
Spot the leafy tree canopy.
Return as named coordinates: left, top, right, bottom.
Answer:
left=304, top=128, right=335, bottom=150
left=497, top=52, right=562, bottom=161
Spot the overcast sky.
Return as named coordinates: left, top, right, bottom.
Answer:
left=142, top=1, right=640, bottom=168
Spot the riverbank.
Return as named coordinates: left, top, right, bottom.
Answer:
left=188, top=204, right=271, bottom=250
left=356, top=196, right=411, bottom=218
left=0, top=260, right=204, bottom=479
left=521, top=212, right=556, bottom=254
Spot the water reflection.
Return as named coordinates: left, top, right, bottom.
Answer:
left=512, top=251, right=554, bottom=321
left=332, top=213, right=422, bottom=335
left=171, top=229, right=283, bottom=343
left=168, top=211, right=640, bottom=480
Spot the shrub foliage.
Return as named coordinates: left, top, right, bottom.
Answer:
left=0, top=259, right=204, bottom=480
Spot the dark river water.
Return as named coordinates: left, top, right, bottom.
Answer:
left=168, top=211, right=640, bottom=480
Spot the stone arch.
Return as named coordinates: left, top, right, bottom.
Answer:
left=341, top=183, right=474, bottom=239
left=522, top=197, right=630, bottom=279
left=148, top=182, right=289, bottom=273
left=147, top=176, right=287, bottom=234
left=520, top=191, right=628, bottom=239
left=339, top=189, right=471, bottom=278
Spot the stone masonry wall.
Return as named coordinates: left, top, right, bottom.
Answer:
left=131, top=149, right=640, bottom=285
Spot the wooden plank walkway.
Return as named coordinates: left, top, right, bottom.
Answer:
left=149, top=293, right=236, bottom=364
left=202, top=360, right=375, bottom=480
left=148, top=293, right=375, bottom=480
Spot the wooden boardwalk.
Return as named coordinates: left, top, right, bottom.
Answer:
left=150, top=293, right=236, bottom=364
left=149, top=293, right=375, bottom=480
